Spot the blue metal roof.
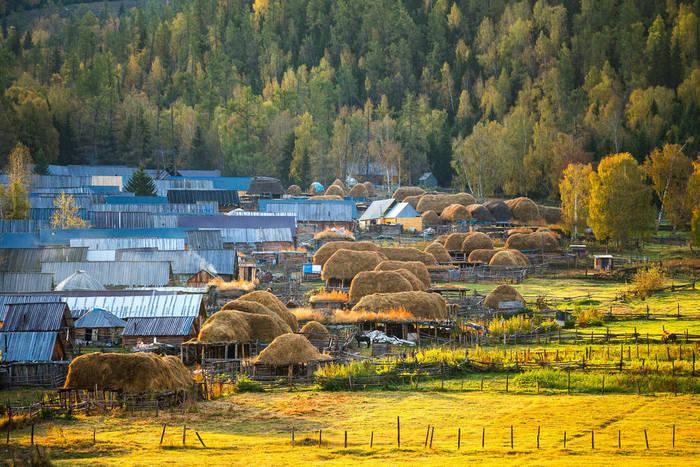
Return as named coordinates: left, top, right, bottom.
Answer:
left=0, top=331, right=58, bottom=362
left=121, top=316, right=196, bottom=337
left=40, top=228, right=188, bottom=246
left=74, top=308, right=127, bottom=328
left=259, top=199, right=358, bottom=220
left=171, top=176, right=252, bottom=191
left=0, top=233, right=40, bottom=248
left=104, top=196, right=168, bottom=204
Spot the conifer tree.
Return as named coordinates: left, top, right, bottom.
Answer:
left=124, top=166, right=157, bottom=196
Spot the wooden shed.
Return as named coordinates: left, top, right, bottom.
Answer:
left=73, top=307, right=126, bottom=345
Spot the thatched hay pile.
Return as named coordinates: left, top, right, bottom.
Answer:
left=321, top=249, right=388, bottom=282
left=506, top=197, right=543, bottom=223
left=392, top=186, right=425, bottom=201
left=239, top=290, right=298, bottom=331
left=64, top=352, right=193, bottom=393
left=461, top=232, right=493, bottom=254
left=287, top=185, right=302, bottom=195
left=380, top=247, right=437, bottom=266
left=325, top=184, right=345, bottom=197
left=253, top=334, right=331, bottom=366
left=467, top=249, right=498, bottom=263
left=363, top=181, right=376, bottom=197
left=348, top=183, right=368, bottom=198
left=483, top=200, right=512, bottom=221
left=403, top=194, right=422, bottom=209
left=349, top=270, right=414, bottom=303
left=313, top=240, right=380, bottom=265
left=421, top=210, right=441, bottom=225
left=484, top=285, right=525, bottom=309
left=220, top=300, right=293, bottom=340
left=425, top=242, right=451, bottom=263
left=394, top=269, right=426, bottom=291
left=310, top=194, right=343, bottom=200
left=374, top=260, right=431, bottom=288
left=444, top=233, right=469, bottom=251
left=300, top=320, right=329, bottom=336
left=198, top=310, right=252, bottom=342
left=435, top=234, right=448, bottom=245
left=466, top=204, right=495, bottom=222
left=352, top=291, right=447, bottom=320
left=508, top=227, right=533, bottom=235
left=314, top=229, right=355, bottom=241
left=416, top=193, right=476, bottom=214
left=330, top=178, right=345, bottom=190
left=440, top=204, right=472, bottom=222
left=505, top=231, right=558, bottom=252
left=539, top=205, right=562, bottom=224
left=488, top=249, right=530, bottom=266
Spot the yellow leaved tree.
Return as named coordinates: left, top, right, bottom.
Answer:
left=643, top=143, right=694, bottom=230
left=588, top=153, right=654, bottom=248
left=688, top=161, right=700, bottom=251
left=50, top=191, right=89, bottom=229
left=0, top=143, right=32, bottom=220
left=559, top=163, right=593, bottom=237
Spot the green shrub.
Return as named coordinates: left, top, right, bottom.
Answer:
left=633, top=266, right=664, bottom=299
left=574, top=305, right=604, bottom=327
left=233, top=374, right=264, bottom=393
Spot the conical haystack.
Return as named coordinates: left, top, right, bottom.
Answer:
left=539, top=205, right=562, bottom=224
left=392, top=269, right=426, bottom=291
left=239, top=290, right=298, bottom=330
left=505, top=197, right=543, bottom=223
left=444, top=233, right=469, bottom=251
left=488, top=249, right=530, bottom=266
left=421, top=210, right=441, bottom=225
left=222, top=299, right=293, bottom=334
left=484, top=285, right=526, bottom=309
left=466, top=204, right=495, bottom=222
left=325, top=184, right=345, bottom=197
left=440, top=204, right=471, bottom=222
left=348, top=183, right=368, bottom=198
left=351, top=291, right=447, bottom=320
left=379, top=247, right=437, bottom=266
left=321, top=249, right=388, bottom=283
left=310, top=195, right=343, bottom=200
left=468, top=249, right=498, bottom=263
left=287, top=185, right=302, bottom=195
left=483, top=200, right=512, bottom=221
left=254, top=334, right=331, bottom=366
left=198, top=309, right=252, bottom=342
left=416, top=193, right=476, bottom=214
left=392, top=186, right=425, bottom=201
left=374, top=260, right=431, bottom=288
left=300, top=320, right=329, bottom=337
left=313, top=241, right=380, bottom=266
left=425, top=242, right=451, bottom=263
left=362, top=181, right=376, bottom=197
left=349, top=270, right=414, bottom=304
left=461, top=232, right=493, bottom=254
left=402, top=194, right=423, bottom=209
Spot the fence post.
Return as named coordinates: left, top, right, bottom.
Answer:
left=672, top=424, right=675, bottom=448
left=429, top=426, right=434, bottom=448
left=425, top=425, right=430, bottom=447
left=482, top=427, right=485, bottom=448
left=370, top=431, right=373, bottom=448
left=182, top=425, right=186, bottom=446
left=567, top=371, right=571, bottom=393
left=195, top=432, right=206, bottom=448
left=618, top=430, right=621, bottom=448
left=160, top=424, right=166, bottom=445
left=31, top=424, right=34, bottom=445
left=563, top=430, right=566, bottom=448
left=344, top=430, right=347, bottom=448
left=397, top=416, right=400, bottom=448
left=537, top=426, right=540, bottom=449
left=644, top=429, right=649, bottom=449
left=510, top=425, right=513, bottom=449
left=591, top=430, right=594, bottom=449
left=292, top=426, right=295, bottom=447
left=319, top=430, right=322, bottom=448
left=458, top=428, right=461, bottom=450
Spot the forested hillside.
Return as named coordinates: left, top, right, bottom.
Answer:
left=0, top=0, right=698, bottom=198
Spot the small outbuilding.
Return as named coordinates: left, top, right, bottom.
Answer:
left=593, top=254, right=614, bottom=271
left=418, top=172, right=438, bottom=188
left=73, top=308, right=126, bottom=345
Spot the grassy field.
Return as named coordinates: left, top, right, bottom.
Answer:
left=3, top=390, right=698, bottom=466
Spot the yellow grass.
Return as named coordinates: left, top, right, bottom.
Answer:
left=291, top=306, right=417, bottom=323
left=207, top=277, right=257, bottom=291
left=309, top=290, right=349, bottom=303
left=5, top=391, right=698, bottom=465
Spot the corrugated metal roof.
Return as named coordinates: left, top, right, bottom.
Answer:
left=153, top=178, right=214, bottom=196
left=74, top=308, right=126, bottom=328
left=104, top=195, right=168, bottom=204
left=121, top=316, right=195, bottom=337
left=167, top=190, right=240, bottom=206
left=247, top=177, right=284, bottom=196
left=69, top=238, right=185, bottom=251
left=62, top=294, right=203, bottom=319
left=186, top=230, right=223, bottom=250
left=1, top=302, right=70, bottom=331
left=88, top=211, right=154, bottom=229
left=260, top=199, right=358, bottom=221
left=47, top=164, right=159, bottom=178
left=86, top=250, right=116, bottom=261
left=177, top=170, right=222, bottom=177
left=177, top=214, right=297, bottom=232
left=28, top=175, right=93, bottom=189
left=0, top=233, right=40, bottom=249
left=0, top=295, right=61, bottom=319
left=40, top=247, right=89, bottom=263
left=30, top=195, right=93, bottom=209
left=117, top=250, right=235, bottom=276
left=55, top=270, right=106, bottom=291
left=217, top=228, right=292, bottom=243
left=0, top=220, right=48, bottom=233
left=41, top=261, right=171, bottom=287
left=30, top=208, right=88, bottom=222
left=0, top=249, right=41, bottom=272
left=0, top=331, right=58, bottom=361
left=40, top=228, right=187, bottom=246
left=385, top=202, right=420, bottom=219
left=359, top=199, right=396, bottom=221
left=170, top=176, right=251, bottom=191
left=0, top=273, right=53, bottom=292
left=152, top=214, right=178, bottom=228
left=90, top=202, right=217, bottom=213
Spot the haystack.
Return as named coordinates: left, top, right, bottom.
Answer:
left=374, top=260, right=431, bottom=288
left=483, top=200, right=512, bottom=221
left=64, top=352, right=193, bottom=394
left=484, top=285, right=525, bottom=309
left=253, top=334, right=331, bottom=366
left=330, top=178, right=346, bottom=190
left=238, top=290, right=298, bottom=330
left=421, top=210, right=441, bottom=225
left=425, top=242, right=451, bottom=263
left=352, top=291, right=447, bottom=320
left=321, top=249, right=388, bottom=283
left=505, top=231, right=558, bottom=252
left=435, top=234, right=449, bottom=245
left=468, top=249, right=498, bottom=263
left=395, top=269, right=426, bottom=290
left=310, top=194, right=343, bottom=200
left=348, top=270, right=414, bottom=303
left=466, top=204, right=495, bottom=222
left=444, top=233, right=469, bottom=251
left=507, top=227, right=532, bottom=236
left=379, top=247, right=438, bottom=266
left=362, top=181, right=376, bottom=197
left=488, top=249, right=530, bottom=266
left=314, top=229, right=355, bottom=241
left=299, top=320, right=329, bottom=337
left=402, top=194, right=423, bottom=209
left=461, top=232, right=493, bottom=254
left=440, top=204, right=471, bottom=222
left=505, top=197, right=543, bottom=223
left=392, top=186, right=425, bottom=201
left=198, top=309, right=252, bottom=342
left=220, top=300, right=292, bottom=339
left=287, top=184, right=302, bottom=195
left=539, top=205, right=562, bottom=224
left=313, top=241, right=380, bottom=266
left=325, top=184, right=345, bottom=197
left=416, top=193, right=476, bottom=214
left=348, top=183, right=368, bottom=198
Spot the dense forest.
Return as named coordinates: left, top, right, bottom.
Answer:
left=0, top=0, right=698, bottom=198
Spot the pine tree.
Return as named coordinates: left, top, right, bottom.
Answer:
left=124, top=167, right=157, bottom=196
left=279, top=132, right=295, bottom=186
